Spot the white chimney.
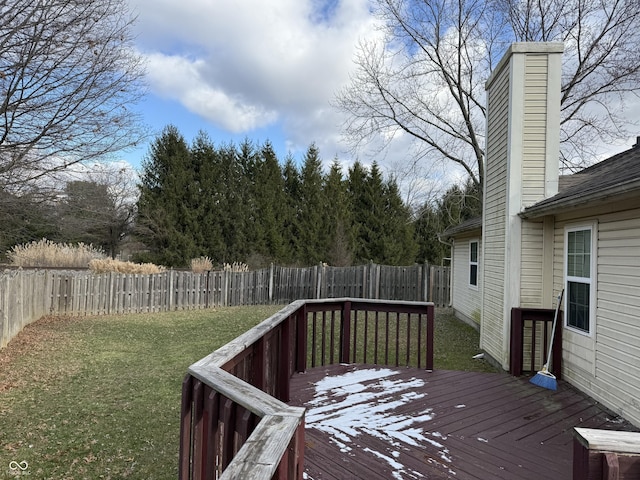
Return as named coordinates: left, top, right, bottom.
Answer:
left=480, top=42, right=564, bottom=369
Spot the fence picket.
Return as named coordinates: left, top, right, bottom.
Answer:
left=0, top=263, right=450, bottom=349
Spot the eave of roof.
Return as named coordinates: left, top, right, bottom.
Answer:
left=441, top=216, right=482, bottom=239
left=520, top=178, right=640, bottom=219
left=520, top=143, right=640, bottom=219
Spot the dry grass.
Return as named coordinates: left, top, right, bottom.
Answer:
left=88, top=258, right=165, bottom=274
left=190, top=256, right=213, bottom=273
left=223, top=261, right=249, bottom=272
left=7, top=239, right=106, bottom=268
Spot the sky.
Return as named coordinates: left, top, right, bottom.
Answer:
left=123, top=0, right=385, bottom=169
left=120, top=0, right=640, bottom=205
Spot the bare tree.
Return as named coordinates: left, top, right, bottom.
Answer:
left=0, top=0, right=146, bottom=191
left=57, top=162, right=137, bottom=258
left=335, top=0, right=640, bottom=190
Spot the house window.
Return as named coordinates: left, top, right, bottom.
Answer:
left=565, top=226, right=595, bottom=334
left=469, top=240, right=479, bottom=287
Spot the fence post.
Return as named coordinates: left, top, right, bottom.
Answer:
left=269, top=263, right=274, bottom=303
left=0, top=273, right=7, bottom=348
left=168, top=270, right=175, bottom=311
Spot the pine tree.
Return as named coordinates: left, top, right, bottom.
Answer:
left=282, top=155, right=302, bottom=264
left=217, top=143, right=249, bottom=262
left=298, top=144, right=328, bottom=264
left=381, top=176, right=417, bottom=264
left=136, top=125, right=198, bottom=266
left=323, top=160, right=353, bottom=266
left=190, top=131, right=226, bottom=262
left=251, top=141, right=287, bottom=265
left=347, top=160, right=370, bottom=263
left=413, top=179, right=482, bottom=264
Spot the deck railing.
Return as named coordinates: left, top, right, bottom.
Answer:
left=573, top=428, right=640, bottom=479
left=179, top=298, right=435, bottom=480
left=509, top=307, right=562, bottom=379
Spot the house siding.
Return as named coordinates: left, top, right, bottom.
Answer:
left=554, top=203, right=640, bottom=426
left=522, top=55, right=552, bottom=208
left=481, top=52, right=509, bottom=364
left=451, top=235, right=482, bottom=325
left=520, top=220, right=544, bottom=306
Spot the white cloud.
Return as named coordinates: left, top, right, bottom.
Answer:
left=130, top=0, right=381, bottom=150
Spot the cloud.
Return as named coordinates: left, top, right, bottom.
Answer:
left=144, top=53, right=278, bottom=132
left=130, top=0, right=380, bottom=148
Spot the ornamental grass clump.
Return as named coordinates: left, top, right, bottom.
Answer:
left=190, top=256, right=213, bottom=273
left=223, top=261, right=249, bottom=272
left=8, top=239, right=106, bottom=268
left=88, top=258, right=165, bottom=274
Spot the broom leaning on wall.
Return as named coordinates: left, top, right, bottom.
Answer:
left=530, top=289, right=564, bottom=391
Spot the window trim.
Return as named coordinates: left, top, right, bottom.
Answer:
left=564, top=223, right=597, bottom=337
left=469, top=239, right=479, bottom=289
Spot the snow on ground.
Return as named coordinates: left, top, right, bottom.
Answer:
left=305, top=367, right=455, bottom=479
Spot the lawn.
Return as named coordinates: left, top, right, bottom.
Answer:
left=0, top=306, right=495, bottom=479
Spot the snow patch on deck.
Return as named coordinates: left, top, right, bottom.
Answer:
left=305, top=367, right=454, bottom=479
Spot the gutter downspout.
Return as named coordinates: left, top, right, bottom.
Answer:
left=437, top=234, right=454, bottom=307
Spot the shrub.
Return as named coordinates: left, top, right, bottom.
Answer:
left=88, top=258, right=165, bottom=274
left=7, top=239, right=106, bottom=268
left=190, top=256, right=213, bottom=273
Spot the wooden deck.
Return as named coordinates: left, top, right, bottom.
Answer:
left=289, top=364, right=638, bottom=480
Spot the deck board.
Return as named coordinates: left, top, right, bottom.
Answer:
left=289, top=364, right=638, bottom=479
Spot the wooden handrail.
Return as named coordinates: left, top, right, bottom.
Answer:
left=179, top=298, right=435, bottom=480
left=573, top=428, right=640, bottom=480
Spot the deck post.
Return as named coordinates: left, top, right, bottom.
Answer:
left=179, top=374, right=193, bottom=480
left=426, top=304, right=434, bottom=371
left=573, top=427, right=640, bottom=480
left=295, top=304, right=307, bottom=372
left=253, top=336, right=266, bottom=391
left=340, top=301, right=352, bottom=363
left=509, top=308, right=524, bottom=376
left=279, top=315, right=292, bottom=402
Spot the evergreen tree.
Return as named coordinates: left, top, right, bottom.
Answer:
left=190, top=131, right=226, bottom=262
left=381, top=176, right=417, bottom=264
left=323, top=160, right=353, bottom=266
left=282, top=155, right=302, bottom=264
left=237, top=139, right=259, bottom=252
left=413, top=179, right=482, bottom=264
left=361, top=162, right=387, bottom=262
left=347, top=161, right=370, bottom=263
left=251, top=142, right=287, bottom=265
left=413, top=203, right=445, bottom=265
left=217, top=143, right=249, bottom=262
left=136, top=125, right=199, bottom=266
left=298, top=144, right=328, bottom=264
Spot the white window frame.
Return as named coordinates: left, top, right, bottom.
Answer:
left=564, top=223, right=597, bottom=336
left=469, top=240, right=479, bottom=289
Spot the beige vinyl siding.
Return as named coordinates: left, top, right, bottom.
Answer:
left=520, top=220, right=544, bottom=306
left=594, top=210, right=640, bottom=425
left=451, top=236, right=482, bottom=325
left=481, top=57, right=509, bottom=363
left=553, top=203, right=640, bottom=426
left=521, top=55, right=551, bottom=207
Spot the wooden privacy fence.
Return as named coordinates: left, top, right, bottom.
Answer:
left=0, top=263, right=449, bottom=349
left=181, top=298, right=435, bottom=479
